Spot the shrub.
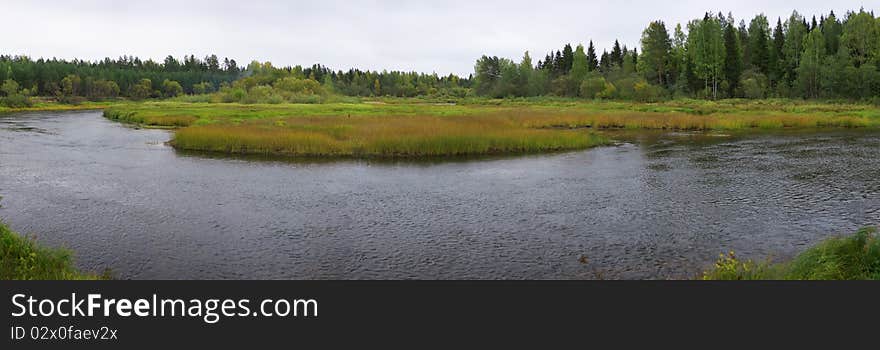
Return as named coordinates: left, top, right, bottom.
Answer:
left=633, top=81, right=664, bottom=102
left=740, top=69, right=769, bottom=99
left=597, top=82, right=617, bottom=99
left=162, top=79, right=184, bottom=98
left=579, top=76, right=607, bottom=99
left=0, top=94, right=32, bottom=108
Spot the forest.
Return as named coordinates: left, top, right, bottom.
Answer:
left=474, top=9, right=880, bottom=101
left=1, top=8, right=879, bottom=108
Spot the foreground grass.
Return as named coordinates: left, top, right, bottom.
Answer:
left=103, top=98, right=880, bottom=158
left=703, top=227, right=880, bottom=280
left=0, top=221, right=104, bottom=280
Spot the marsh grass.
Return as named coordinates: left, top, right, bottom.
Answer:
left=703, top=227, right=880, bottom=280
left=103, top=99, right=880, bottom=158
left=172, top=114, right=606, bottom=157
left=0, top=100, right=112, bottom=114
left=0, top=221, right=105, bottom=280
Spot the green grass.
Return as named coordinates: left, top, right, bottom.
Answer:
left=0, top=221, right=105, bottom=280
left=702, top=227, right=880, bottom=280
left=101, top=98, right=880, bottom=158
left=0, top=100, right=112, bottom=114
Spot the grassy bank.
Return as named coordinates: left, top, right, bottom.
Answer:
left=0, top=100, right=112, bottom=114
left=103, top=98, right=880, bottom=158
left=0, top=221, right=103, bottom=280
left=703, top=227, right=880, bottom=280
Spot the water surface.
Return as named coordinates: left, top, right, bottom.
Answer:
left=1, top=111, right=878, bottom=279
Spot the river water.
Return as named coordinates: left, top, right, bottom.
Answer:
left=1, top=110, right=878, bottom=279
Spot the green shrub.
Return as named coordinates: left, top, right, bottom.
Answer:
left=579, top=76, right=607, bottom=99
left=0, top=94, right=32, bottom=108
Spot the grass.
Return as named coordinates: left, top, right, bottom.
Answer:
left=0, top=221, right=106, bottom=280
left=702, top=227, right=880, bottom=280
left=171, top=114, right=607, bottom=157
left=97, top=98, right=880, bottom=158
left=0, top=100, right=112, bottom=114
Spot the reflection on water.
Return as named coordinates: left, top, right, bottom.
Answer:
left=1, top=111, right=878, bottom=279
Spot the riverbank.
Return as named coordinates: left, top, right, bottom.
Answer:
left=703, top=227, right=880, bottom=280
left=0, top=100, right=112, bottom=114
left=0, top=221, right=105, bottom=280
left=103, top=98, right=880, bottom=158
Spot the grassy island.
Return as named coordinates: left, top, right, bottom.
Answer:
left=102, top=98, right=880, bottom=158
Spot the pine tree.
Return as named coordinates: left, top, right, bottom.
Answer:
left=600, top=50, right=611, bottom=72
left=554, top=51, right=563, bottom=76
left=640, top=20, right=673, bottom=86
left=748, top=14, right=771, bottom=75
left=610, top=40, right=623, bottom=67
left=822, top=11, right=842, bottom=55
left=738, top=20, right=750, bottom=68
left=724, top=16, right=744, bottom=97
left=769, top=18, right=786, bottom=85
left=586, top=41, right=599, bottom=71
left=562, top=44, right=574, bottom=72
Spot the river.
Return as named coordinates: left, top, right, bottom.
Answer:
left=1, top=110, right=878, bottom=279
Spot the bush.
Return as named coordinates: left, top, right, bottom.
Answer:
left=162, top=80, right=184, bottom=97
left=579, top=76, right=607, bottom=99
left=597, top=82, right=617, bottom=99
left=740, top=69, right=769, bottom=99
left=1, top=94, right=32, bottom=108
left=701, top=252, right=776, bottom=280
left=59, top=95, right=86, bottom=105
left=633, top=81, right=664, bottom=102
left=220, top=87, right=247, bottom=103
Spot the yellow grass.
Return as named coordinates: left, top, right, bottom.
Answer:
left=172, top=114, right=606, bottom=157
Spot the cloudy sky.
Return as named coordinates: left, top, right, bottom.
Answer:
left=3, top=1, right=875, bottom=75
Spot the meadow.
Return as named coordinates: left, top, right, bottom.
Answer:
left=102, top=98, right=880, bottom=158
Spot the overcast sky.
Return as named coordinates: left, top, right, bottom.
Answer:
left=3, top=1, right=876, bottom=76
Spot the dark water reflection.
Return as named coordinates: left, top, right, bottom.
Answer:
left=1, top=111, right=878, bottom=279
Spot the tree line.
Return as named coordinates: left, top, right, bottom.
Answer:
left=0, top=54, right=473, bottom=106
left=2, top=8, right=877, bottom=107
left=474, top=8, right=880, bottom=101
left=0, top=54, right=245, bottom=106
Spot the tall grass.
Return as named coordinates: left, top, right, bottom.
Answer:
left=0, top=100, right=112, bottom=114
left=703, top=227, right=880, bottom=280
left=0, top=221, right=104, bottom=280
left=103, top=99, right=880, bottom=158
left=173, top=115, right=606, bottom=157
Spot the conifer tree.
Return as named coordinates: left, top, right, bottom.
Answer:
left=586, top=41, right=599, bottom=71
